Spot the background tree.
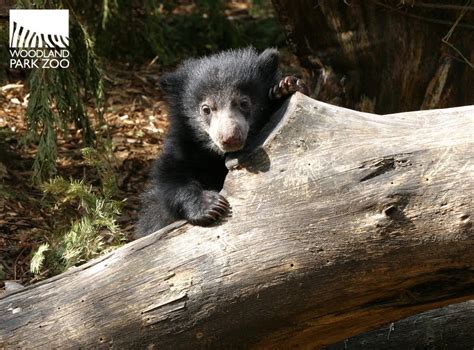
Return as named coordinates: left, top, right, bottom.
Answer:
left=271, top=0, right=474, bottom=113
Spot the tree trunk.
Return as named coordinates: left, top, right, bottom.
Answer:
left=271, top=0, right=474, bottom=113
left=327, top=301, right=474, bottom=349
left=0, top=93, right=473, bottom=349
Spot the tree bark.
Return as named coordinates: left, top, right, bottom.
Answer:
left=327, top=300, right=474, bottom=349
left=0, top=93, right=473, bottom=349
left=271, top=0, right=474, bottom=113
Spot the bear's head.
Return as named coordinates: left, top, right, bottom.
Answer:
left=160, top=48, right=280, bottom=154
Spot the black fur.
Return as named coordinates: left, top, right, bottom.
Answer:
left=137, top=48, right=281, bottom=236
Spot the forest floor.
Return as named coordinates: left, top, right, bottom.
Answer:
left=0, top=49, right=306, bottom=287
left=0, top=61, right=166, bottom=285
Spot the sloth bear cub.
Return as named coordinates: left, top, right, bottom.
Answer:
left=137, top=48, right=305, bottom=236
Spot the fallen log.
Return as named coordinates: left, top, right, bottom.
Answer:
left=0, top=93, right=473, bottom=349
left=327, top=300, right=474, bottom=349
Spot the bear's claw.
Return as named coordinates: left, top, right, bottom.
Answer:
left=269, top=75, right=308, bottom=100
left=188, top=191, right=231, bottom=226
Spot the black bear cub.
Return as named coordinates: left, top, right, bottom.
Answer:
left=137, top=47, right=306, bottom=236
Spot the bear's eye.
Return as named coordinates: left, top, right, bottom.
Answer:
left=201, top=104, right=212, bottom=116
left=239, top=97, right=251, bottom=111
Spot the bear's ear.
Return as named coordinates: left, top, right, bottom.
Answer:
left=159, top=71, right=186, bottom=96
left=257, top=48, right=280, bottom=77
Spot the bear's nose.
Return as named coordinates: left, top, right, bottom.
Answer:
left=222, top=134, right=242, bottom=146
left=220, top=130, right=244, bottom=152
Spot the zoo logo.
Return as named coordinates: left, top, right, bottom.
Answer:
left=9, top=9, right=69, bottom=48
left=9, top=9, right=70, bottom=69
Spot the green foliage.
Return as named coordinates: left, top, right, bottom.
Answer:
left=72, top=0, right=284, bottom=66
left=101, top=0, right=119, bottom=29
left=30, top=147, right=124, bottom=277
left=81, top=145, right=118, bottom=197
left=18, top=1, right=104, bottom=183
left=234, top=17, right=285, bottom=53
left=25, top=70, right=59, bottom=181
left=0, top=22, right=8, bottom=84
left=30, top=243, right=49, bottom=274
left=142, top=0, right=233, bottom=65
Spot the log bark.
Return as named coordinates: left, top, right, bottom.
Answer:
left=271, top=0, right=474, bottom=113
left=327, top=300, right=474, bottom=349
left=0, top=93, right=473, bottom=349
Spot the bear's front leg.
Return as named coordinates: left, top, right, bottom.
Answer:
left=269, top=76, right=308, bottom=100
left=177, top=185, right=231, bottom=226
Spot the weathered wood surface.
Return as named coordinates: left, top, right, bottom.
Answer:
left=272, top=0, right=474, bottom=113
left=327, top=300, right=474, bottom=349
left=0, top=93, right=473, bottom=349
